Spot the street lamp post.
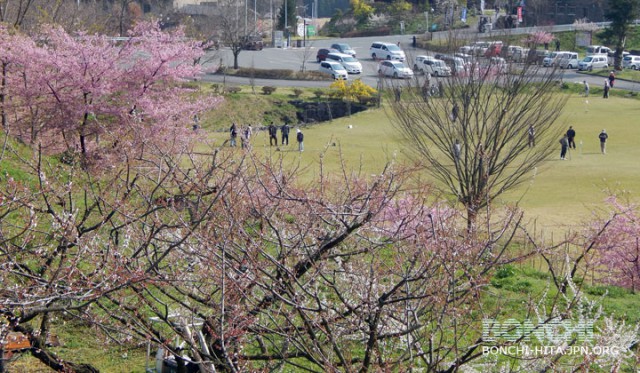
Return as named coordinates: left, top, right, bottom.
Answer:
left=303, top=18, right=307, bottom=47
left=425, top=11, right=429, bottom=33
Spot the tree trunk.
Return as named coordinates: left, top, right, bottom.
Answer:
left=1, top=62, right=6, bottom=129
left=0, top=348, right=5, bottom=373
left=466, top=208, right=477, bottom=233
left=233, top=50, right=240, bottom=69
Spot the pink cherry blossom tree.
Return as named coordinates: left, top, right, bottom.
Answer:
left=0, top=21, right=220, bottom=163
left=590, top=197, right=640, bottom=291
left=522, top=30, right=555, bottom=49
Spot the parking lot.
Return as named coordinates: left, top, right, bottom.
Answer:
left=200, top=34, right=640, bottom=92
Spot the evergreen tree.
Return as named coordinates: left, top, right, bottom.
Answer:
left=277, top=0, right=297, bottom=33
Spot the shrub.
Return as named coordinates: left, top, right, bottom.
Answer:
left=292, top=88, right=303, bottom=98
left=262, top=86, right=277, bottom=95
left=341, top=26, right=392, bottom=38
left=495, top=265, right=516, bottom=279
left=358, top=95, right=379, bottom=106
left=226, top=86, right=241, bottom=94
left=228, top=67, right=330, bottom=81
left=586, top=285, right=629, bottom=298
left=313, top=89, right=325, bottom=99
left=211, top=83, right=221, bottom=93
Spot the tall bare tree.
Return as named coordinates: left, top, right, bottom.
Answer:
left=214, top=0, right=256, bottom=70
left=389, top=58, right=568, bottom=229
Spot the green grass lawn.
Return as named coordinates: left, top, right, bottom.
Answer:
left=209, top=92, right=640, bottom=229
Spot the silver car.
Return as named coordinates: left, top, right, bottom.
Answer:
left=378, top=60, right=414, bottom=79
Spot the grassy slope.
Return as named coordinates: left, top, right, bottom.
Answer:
left=209, top=90, right=640, bottom=229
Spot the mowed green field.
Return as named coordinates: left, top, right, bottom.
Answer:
left=211, top=92, right=640, bottom=229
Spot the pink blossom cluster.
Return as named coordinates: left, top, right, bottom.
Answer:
left=0, top=21, right=221, bottom=160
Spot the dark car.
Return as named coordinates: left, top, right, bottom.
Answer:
left=330, top=43, right=356, bottom=57
left=316, top=48, right=337, bottom=63
left=241, top=35, right=263, bottom=51
left=526, top=49, right=550, bottom=65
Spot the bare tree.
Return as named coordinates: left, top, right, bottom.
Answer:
left=298, top=41, right=316, bottom=72
left=389, top=57, right=568, bottom=229
left=214, top=0, right=252, bottom=70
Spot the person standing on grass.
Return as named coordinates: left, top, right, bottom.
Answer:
left=567, top=126, right=576, bottom=149
left=528, top=125, right=535, bottom=147
left=453, top=139, right=462, bottom=162
left=603, top=80, right=610, bottom=99
left=583, top=80, right=589, bottom=97
left=451, top=103, right=459, bottom=122
left=559, top=135, right=569, bottom=160
left=268, top=122, right=278, bottom=146
left=608, top=71, right=616, bottom=88
left=599, top=129, right=608, bottom=154
left=229, top=122, right=238, bottom=147
left=281, top=122, right=290, bottom=145
left=296, top=129, right=304, bottom=152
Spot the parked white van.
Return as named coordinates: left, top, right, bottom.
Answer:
left=623, top=55, right=640, bottom=70
left=369, top=42, right=406, bottom=61
left=413, top=55, right=452, bottom=76
left=557, top=52, right=580, bottom=69
left=586, top=45, right=611, bottom=56
left=578, top=55, right=608, bottom=71
left=543, top=51, right=570, bottom=67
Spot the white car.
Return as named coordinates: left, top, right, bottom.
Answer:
left=543, top=51, right=570, bottom=67
left=318, top=61, right=348, bottom=80
left=326, top=52, right=362, bottom=74
left=586, top=45, right=611, bottom=56
left=557, top=52, right=579, bottom=69
left=378, top=60, right=414, bottom=79
left=489, top=57, right=508, bottom=73
left=470, top=41, right=490, bottom=56
left=459, top=45, right=473, bottom=54
left=369, top=42, right=406, bottom=61
left=578, top=55, right=608, bottom=71
left=623, top=55, right=640, bottom=70
left=413, top=56, right=451, bottom=76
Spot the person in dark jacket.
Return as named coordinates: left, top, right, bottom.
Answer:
left=229, top=123, right=238, bottom=147
left=527, top=125, right=535, bottom=147
left=451, top=103, right=459, bottom=122
left=296, top=129, right=304, bottom=152
left=566, top=126, right=576, bottom=149
left=608, top=71, right=615, bottom=88
left=559, top=135, right=569, bottom=160
left=268, top=122, right=278, bottom=146
left=599, top=129, right=608, bottom=154
left=281, top=123, right=290, bottom=145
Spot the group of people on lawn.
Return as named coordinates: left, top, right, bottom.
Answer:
left=557, top=126, right=609, bottom=160
left=229, top=121, right=304, bottom=152
left=527, top=124, right=608, bottom=160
